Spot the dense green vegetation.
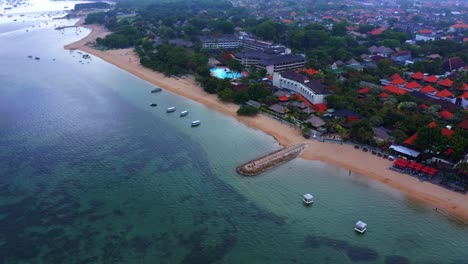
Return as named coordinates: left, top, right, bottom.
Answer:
left=237, top=105, right=259, bottom=116
left=86, top=0, right=468, bottom=164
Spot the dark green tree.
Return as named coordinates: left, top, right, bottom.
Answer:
left=349, top=120, right=374, bottom=144
left=414, top=126, right=444, bottom=152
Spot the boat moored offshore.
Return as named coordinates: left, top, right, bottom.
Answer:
left=151, top=88, right=162, bottom=93
left=191, top=120, right=201, bottom=127
left=180, top=110, right=189, bottom=117
left=149, top=103, right=157, bottom=107
left=354, top=221, right=367, bottom=233
left=166, top=107, right=176, bottom=112
left=303, top=193, right=314, bottom=204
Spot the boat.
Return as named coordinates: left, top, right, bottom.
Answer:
left=35, top=57, right=40, bottom=60
left=180, top=110, right=188, bottom=117
left=191, top=120, right=201, bottom=127
left=166, top=107, right=176, bottom=112
left=354, top=221, right=367, bottom=233
left=151, top=88, right=162, bottom=93
left=303, top=194, right=314, bottom=204
left=149, top=103, right=157, bottom=107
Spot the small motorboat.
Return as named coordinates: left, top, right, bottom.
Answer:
left=27, top=55, right=32, bottom=58
left=180, top=110, right=188, bottom=117
left=303, top=194, right=314, bottom=205
left=354, top=221, right=367, bottom=234
left=167, top=107, right=176, bottom=112
left=35, top=57, right=40, bottom=60
left=151, top=88, right=162, bottom=93
left=149, top=103, right=157, bottom=107
left=191, top=120, right=201, bottom=127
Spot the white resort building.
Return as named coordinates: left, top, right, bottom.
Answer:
left=273, top=71, right=331, bottom=104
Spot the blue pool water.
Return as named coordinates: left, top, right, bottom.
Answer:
left=210, top=67, right=243, bottom=79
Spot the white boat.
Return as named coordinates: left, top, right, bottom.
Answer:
left=180, top=110, right=189, bottom=117
left=354, top=221, right=367, bottom=233
left=303, top=194, right=314, bottom=204
left=191, top=120, right=201, bottom=127
left=166, top=107, right=176, bottom=112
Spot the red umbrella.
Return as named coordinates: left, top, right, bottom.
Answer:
left=414, top=163, right=423, bottom=171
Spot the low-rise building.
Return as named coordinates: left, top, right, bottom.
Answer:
left=235, top=50, right=306, bottom=75
left=200, top=35, right=241, bottom=49
left=272, top=71, right=331, bottom=104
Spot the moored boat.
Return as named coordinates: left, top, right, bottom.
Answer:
left=191, top=120, right=201, bottom=127
left=167, top=107, right=176, bottom=112
left=151, top=88, right=162, bottom=93
left=149, top=103, right=157, bottom=107
left=180, top=110, right=188, bottom=117
left=354, top=221, right=367, bottom=233
left=303, top=194, right=314, bottom=204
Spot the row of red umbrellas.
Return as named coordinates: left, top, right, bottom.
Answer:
left=393, top=158, right=438, bottom=175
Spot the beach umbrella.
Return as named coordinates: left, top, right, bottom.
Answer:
left=414, top=164, right=422, bottom=171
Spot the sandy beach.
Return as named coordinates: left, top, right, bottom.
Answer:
left=65, top=21, right=468, bottom=223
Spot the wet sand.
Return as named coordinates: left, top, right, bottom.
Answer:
left=64, top=21, right=468, bottom=223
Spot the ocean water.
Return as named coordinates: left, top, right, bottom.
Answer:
left=0, top=3, right=468, bottom=264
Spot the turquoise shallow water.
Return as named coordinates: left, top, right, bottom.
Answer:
left=0, top=5, right=468, bottom=264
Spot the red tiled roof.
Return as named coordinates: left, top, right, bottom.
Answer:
left=290, top=94, right=313, bottom=107
left=435, top=89, right=454, bottom=98
left=442, top=128, right=455, bottom=137
left=459, top=119, right=468, bottom=130
left=358, top=87, right=370, bottom=94
left=420, top=85, right=438, bottom=94
left=423, top=75, right=438, bottom=83
left=369, top=27, right=386, bottom=35
left=305, top=68, right=320, bottom=76
left=384, top=85, right=408, bottom=95
left=458, top=92, right=468, bottom=99
left=279, top=95, right=289, bottom=102
left=457, top=83, right=468, bottom=91
left=451, top=23, right=468, bottom=29
left=379, top=92, right=389, bottom=98
left=438, top=78, right=453, bottom=88
left=410, top=72, right=424, bottom=80
left=390, top=73, right=402, bottom=80
left=405, top=81, right=422, bottom=89
left=419, top=29, right=432, bottom=34
left=404, top=133, right=418, bottom=145
left=391, top=78, right=407, bottom=86
left=404, top=122, right=454, bottom=145
left=312, top=103, right=328, bottom=113
left=420, top=104, right=428, bottom=110
left=439, top=110, right=454, bottom=119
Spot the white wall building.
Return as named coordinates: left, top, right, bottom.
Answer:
left=273, top=71, right=331, bottom=104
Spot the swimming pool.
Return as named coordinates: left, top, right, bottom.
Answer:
left=210, top=67, right=243, bottom=79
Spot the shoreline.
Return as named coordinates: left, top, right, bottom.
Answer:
left=65, top=20, right=468, bottom=223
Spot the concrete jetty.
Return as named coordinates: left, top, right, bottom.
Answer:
left=236, top=143, right=307, bottom=176
left=55, top=26, right=77, bottom=30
